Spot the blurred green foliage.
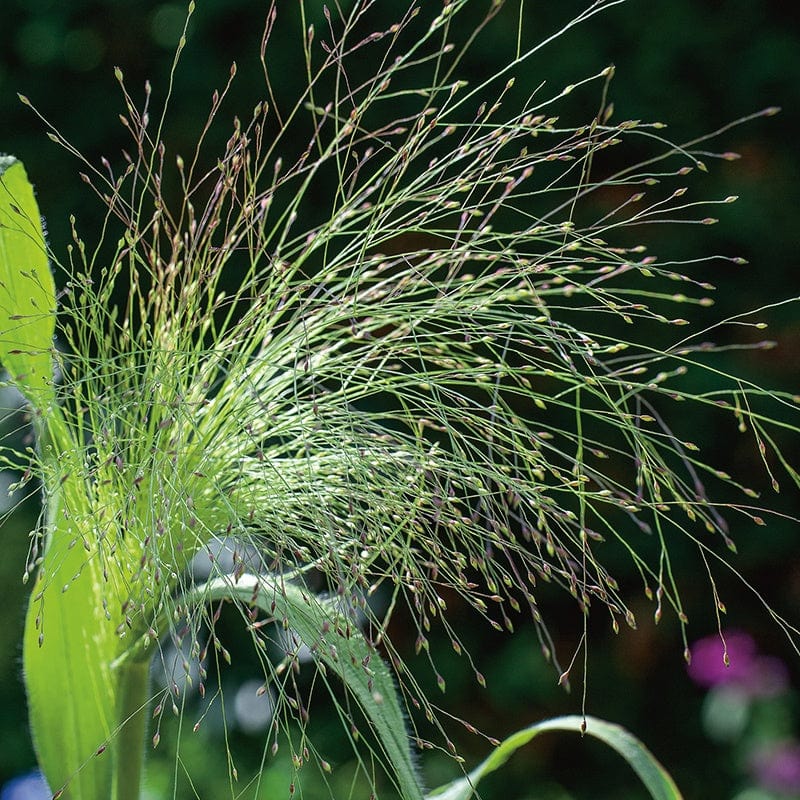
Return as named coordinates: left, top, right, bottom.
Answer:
left=1, top=2, right=798, bottom=798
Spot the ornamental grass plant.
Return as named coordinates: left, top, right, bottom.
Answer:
left=1, top=2, right=798, bottom=798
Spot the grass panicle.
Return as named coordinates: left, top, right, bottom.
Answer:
left=3, top=2, right=799, bottom=797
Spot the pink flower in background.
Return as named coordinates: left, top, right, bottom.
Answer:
left=687, top=630, right=789, bottom=697
left=750, top=741, right=800, bottom=795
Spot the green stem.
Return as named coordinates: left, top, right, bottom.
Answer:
left=114, top=660, right=150, bottom=800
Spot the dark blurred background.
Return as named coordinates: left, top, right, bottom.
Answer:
left=1, top=2, right=798, bottom=798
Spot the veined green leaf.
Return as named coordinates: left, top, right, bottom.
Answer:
left=23, top=412, right=120, bottom=800
left=427, top=715, right=683, bottom=800
left=188, top=573, right=425, bottom=800
left=1, top=160, right=125, bottom=798
left=0, top=157, right=55, bottom=408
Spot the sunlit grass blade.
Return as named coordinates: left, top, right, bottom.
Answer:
left=0, top=160, right=115, bottom=798
left=23, top=414, right=119, bottom=800
left=0, top=157, right=55, bottom=408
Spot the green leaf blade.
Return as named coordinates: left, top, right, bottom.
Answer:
left=24, top=416, right=119, bottom=800
left=427, top=715, right=683, bottom=800
left=193, top=574, right=426, bottom=800
left=0, top=157, right=56, bottom=408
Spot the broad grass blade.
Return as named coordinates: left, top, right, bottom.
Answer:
left=23, top=413, right=119, bottom=800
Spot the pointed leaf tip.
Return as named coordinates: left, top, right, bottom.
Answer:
left=0, top=159, right=56, bottom=408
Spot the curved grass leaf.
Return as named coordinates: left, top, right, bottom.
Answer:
left=0, top=159, right=122, bottom=799
left=427, top=715, right=683, bottom=800
left=0, top=157, right=55, bottom=408
left=186, top=573, right=425, bottom=800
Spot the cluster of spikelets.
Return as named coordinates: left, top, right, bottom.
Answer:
left=2, top=2, right=798, bottom=798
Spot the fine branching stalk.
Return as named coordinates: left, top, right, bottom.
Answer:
left=1, top=1, right=798, bottom=798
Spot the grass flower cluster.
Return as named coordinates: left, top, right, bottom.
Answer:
left=1, top=1, right=798, bottom=798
